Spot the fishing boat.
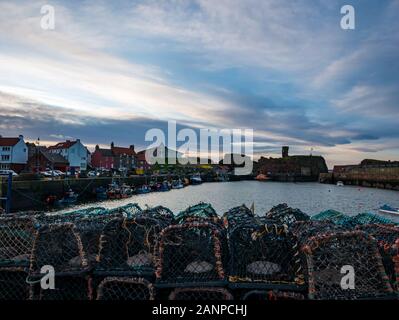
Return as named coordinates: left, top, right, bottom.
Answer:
left=120, top=183, right=134, bottom=198
left=137, top=184, right=151, bottom=194
left=379, top=204, right=399, bottom=216
left=255, top=173, right=270, bottom=181
left=336, top=181, right=344, bottom=186
left=159, top=180, right=170, bottom=192
left=57, top=189, right=78, bottom=206
left=190, top=174, right=202, bottom=185
left=172, top=179, right=184, bottom=189
left=149, top=181, right=161, bottom=192
left=95, top=186, right=108, bottom=200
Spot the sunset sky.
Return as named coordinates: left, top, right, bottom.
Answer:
left=0, top=0, right=398, bottom=168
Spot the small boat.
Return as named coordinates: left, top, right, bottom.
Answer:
left=190, top=174, right=202, bottom=185
left=172, top=179, right=184, bottom=189
left=95, top=186, right=108, bottom=200
left=158, top=181, right=170, bottom=192
left=379, top=204, right=399, bottom=216
left=57, top=189, right=78, bottom=206
left=120, top=183, right=134, bottom=198
left=149, top=181, right=161, bottom=192
left=255, top=174, right=269, bottom=181
left=107, top=183, right=121, bottom=199
left=137, top=184, right=151, bottom=194
left=336, top=181, right=344, bottom=186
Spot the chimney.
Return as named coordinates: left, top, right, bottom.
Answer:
left=19, top=134, right=24, bottom=140
left=130, top=145, right=135, bottom=151
left=111, top=142, right=114, bottom=148
left=282, top=146, right=289, bottom=158
left=95, top=144, right=99, bottom=151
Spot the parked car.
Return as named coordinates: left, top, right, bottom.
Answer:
left=0, top=169, right=18, bottom=177
left=87, top=171, right=100, bottom=177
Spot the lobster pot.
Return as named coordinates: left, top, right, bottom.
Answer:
left=223, top=205, right=254, bottom=229
left=351, top=213, right=395, bottom=226
left=242, top=290, right=305, bottom=300
left=95, top=218, right=130, bottom=273
left=175, top=203, right=217, bottom=224
left=292, top=220, right=346, bottom=246
left=265, top=204, right=309, bottom=227
left=228, top=220, right=304, bottom=288
left=74, top=215, right=119, bottom=268
left=118, top=203, right=142, bottom=218
left=356, top=224, right=399, bottom=292
left=29, top=223, right=89, bottom=276
left=169, top=287, right=233, bottom=300
left=302, top=231, right=394, bottom=300
left=123, top=215, right=167, bottom=276
left=143, top=206, right=175, bottom=224
left=0, top=267, right=31, bottom=300
left=96, top=216, right=164, bottom=277
left=96, top=277, right=154, bottom=300
left=0, top=216, right=36, bottom=268
left=31, top=274, right=92, bottom=300
left=155, top=223, right=226, bottom=285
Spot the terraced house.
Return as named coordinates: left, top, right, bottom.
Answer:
left=91, top=142, right=137, bottom=172
left=48, top=139, right=89, bottom=172
left=0, top=135, right=28, bottom=173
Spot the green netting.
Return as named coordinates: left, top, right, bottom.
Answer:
left=312, top=210, right=397, bottom=228
left=175, top=203, right=217, bottom=224
left=118, top=203, right=143, bottom=218
left=351, top=212, right=397, bottom=226
left=312, top=209, right=345, bottom=223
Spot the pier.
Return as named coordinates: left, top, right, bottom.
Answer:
left=319, top=161, right=399, bottom=190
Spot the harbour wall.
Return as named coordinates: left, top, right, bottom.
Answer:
left=319, top=165, right=399, bottom=191
left=0, top=174, right=254, bottom=213
left=0, top=175, right=169, bottom=213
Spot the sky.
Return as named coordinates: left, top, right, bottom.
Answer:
left=0, top=0, right=398, bottom=168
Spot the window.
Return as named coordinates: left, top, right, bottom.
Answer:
left=1, top=155, right=10, bottom=161
left=2, top=147, right=11, bottom=151
left=0, top=164, right=10, bottom=169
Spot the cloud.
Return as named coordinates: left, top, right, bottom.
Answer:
left=0, top=0, right=398, bottom=165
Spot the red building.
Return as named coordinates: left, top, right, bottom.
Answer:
left=91, top=143, right=137, bottom=171
left=91, top=145, right=115, bottom=170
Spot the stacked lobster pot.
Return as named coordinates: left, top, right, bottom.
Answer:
left=155, top=203, right=231, bottom=300
left=292, top=220, right=395, bottom=300
left=226, top=204, right=307, bottom=300
left=0, top=215, right=37, bottom=300
left=94, top=206, right=171, bottom=300
left=28, top=221, right=92, bottom=300
left=356, top=224, right=399, bottom=295
left=28, top=206, right=125, bottom=300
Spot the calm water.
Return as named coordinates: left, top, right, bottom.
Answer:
left=57, top=181, right=399, bottom=222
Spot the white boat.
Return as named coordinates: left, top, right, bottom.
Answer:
left=190, top=174, right=202, bottom=185
left=379, top=204, right=399, bottom=216
left=336, top=181, right=344, bottom=186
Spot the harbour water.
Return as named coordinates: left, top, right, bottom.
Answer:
left=57, top=181, right=399, bottom=222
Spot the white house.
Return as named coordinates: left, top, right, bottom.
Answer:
left=0, top=135, right=28, bottom=172
left=48, top=139, right=88, bottom=171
